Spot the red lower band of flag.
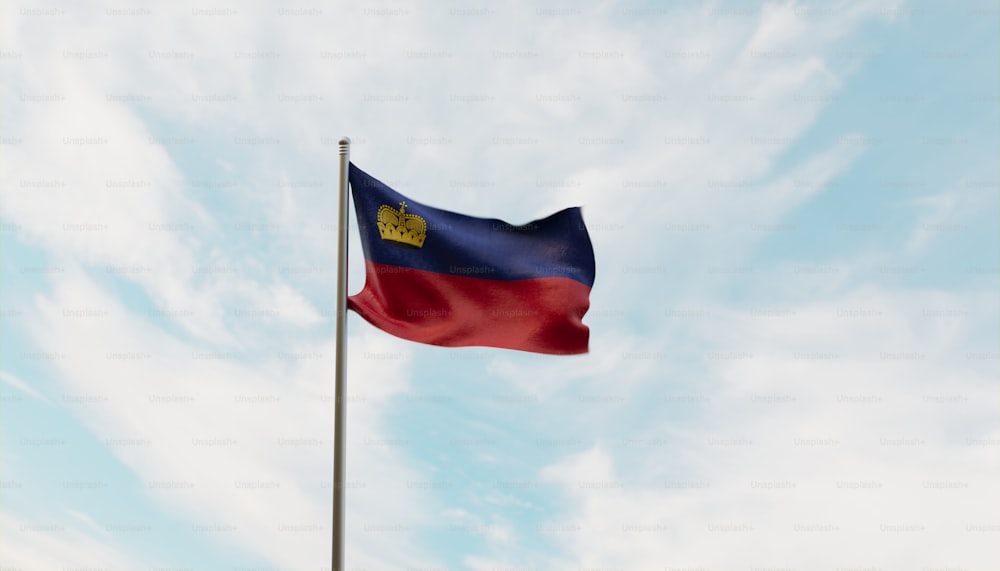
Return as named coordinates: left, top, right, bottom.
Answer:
left=348, top=261, right=591, bottom=355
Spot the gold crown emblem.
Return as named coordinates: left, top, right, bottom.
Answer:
left=377, top=201, right=426, bottom=248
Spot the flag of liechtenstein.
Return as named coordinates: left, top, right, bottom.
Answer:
left=347, top=163, right=595, bottom=355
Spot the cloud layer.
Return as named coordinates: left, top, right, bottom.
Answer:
left=1, top=1, right=997, bottom=569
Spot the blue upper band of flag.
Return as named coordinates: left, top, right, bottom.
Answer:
left=349, top=163, right=596, bottom=287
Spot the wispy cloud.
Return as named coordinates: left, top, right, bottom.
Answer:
left=10, top=265, right=444, bottom=568
left=1, top=0, right=995, bottom=569
left=0, top=512, right=140, bottom=571
left=0, top=370, right=52, bottom=404
left=532, top=286, right=999, bottom=569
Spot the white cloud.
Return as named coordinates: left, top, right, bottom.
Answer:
left=533, top=285, right=999, bottom=569
left=2, top=0, right=994, bottom=569
left=0, top=512, right=139, bottom=571
left=906, top=183, right=995, bottom=255
left=0, top=370, right=52, bottom=404
left=18, top=267, right=440, bottom=569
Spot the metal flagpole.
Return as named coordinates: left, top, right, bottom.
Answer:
left=333, top=136, right=351, bottom=571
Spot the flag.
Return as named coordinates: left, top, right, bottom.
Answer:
left=347, top=163, right=595, bottom=355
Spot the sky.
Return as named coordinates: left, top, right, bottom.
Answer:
left=0, top=1, right=997, bottom=570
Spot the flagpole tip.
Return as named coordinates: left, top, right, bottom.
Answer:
left=339, top=136, right=351, bottom=146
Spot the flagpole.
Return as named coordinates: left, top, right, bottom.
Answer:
left=333, top=136, right=350, bottom=571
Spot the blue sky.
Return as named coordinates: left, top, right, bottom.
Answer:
left=1, top=1, right=997, bottom=569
